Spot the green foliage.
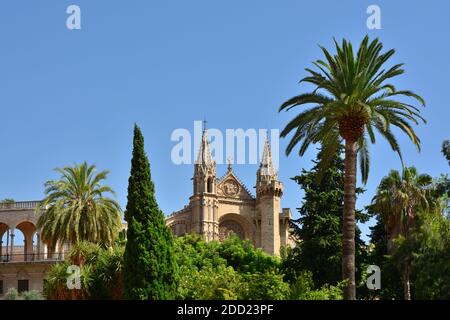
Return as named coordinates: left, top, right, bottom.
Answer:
left=69, top=241, right=101, bottom=265
left=289, top=271, right=344, bottom=300
left=434, top=174, right=450, bottom=201
left=44, top=243, right=123, bottom=300
left=0, top=198, right=15, bottom=204
left=44, top=261, right=71, bottom=300
left=5, top=288, right=19, bottom=300
left=42, top=234, right=348, bottom=300
left=366, top=216, right=403, bottom=300
left=442, top=140, right=450, bottom=165
left=242, top=271, right=290, bottom=300
left=123, top=124, right=179, bottom=300
left=4, top=288, right=44, bottom=300
left=44, top=262, right=93, bottom=300
left=89, top=245, right=124, bottom=299
left=178, top=264, right=243, bottom=300
left=279, top=37, right=425, bottom=299
left=369, top=167, right=437, bottom=300
left=397, top=211, right=450, bottom=299
left=217, top=235, right=281, bottom=274
left=37, top=162, right=122, bottom=247
left=22, top=290, right=44, bottom=300
left=370, top=167, right=433, bottom=239
left=175, top=234, right=288, bottom=300
left=368, top=170, right=450, bottom=300
left=278, top=36, right=425, bottom=183
left=175, top=234, right=341, bottom=300
left=174, top=233, right=226, bottom=270
left=282, top=147, right=368, bottom=288
left=369, top=167, right=437, bottom=299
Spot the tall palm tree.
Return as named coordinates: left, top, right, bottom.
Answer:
left=278, top=36, right=426, bottom=299
left=371, top=167, right=432, bottom=299
left=37, top=162, right=122, bottom=249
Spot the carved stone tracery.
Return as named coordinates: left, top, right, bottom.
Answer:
left=219, top=219, right=245, bottom=241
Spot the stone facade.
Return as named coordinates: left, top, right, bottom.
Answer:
left=0, top=261, right=57, bottom=298
left=166, top=129, right=294, bottom=255
left=0, top=202, right=67, bottom=298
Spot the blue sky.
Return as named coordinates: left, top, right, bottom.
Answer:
left=0, top=0, right=449, bottom=244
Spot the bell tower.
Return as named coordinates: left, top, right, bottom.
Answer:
left=190, top=127, right=218, bottom=241
left=256, top=139, right=282, bottom=255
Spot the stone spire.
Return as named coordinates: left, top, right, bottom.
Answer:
left=196, top=129, right=213, bottom=168
left=193, top=128, right=216, bottom=195
left=259, top=139, right=277, bottom=179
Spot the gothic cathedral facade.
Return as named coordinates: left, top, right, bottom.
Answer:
left=166, top=129, right=293, bottom=255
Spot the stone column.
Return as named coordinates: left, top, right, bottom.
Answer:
left=5, top=229, right=9, bottom=260
left=9, top=229, right=15, bottom=261
left=24, top=237, right=28, bottom=261
left=43, top=243, right=48, bottom=260
left=36, top=233, right=41, bottom=261
left=24, top=231, right=34, bottom=261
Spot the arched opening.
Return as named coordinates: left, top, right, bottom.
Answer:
left=219, top=219, right=245, bottom=241
left=218, top=213, right=253, bottom=242
left=169, top=221, right=189, bottom=237
left=15, top=221, right=37, bottom=262
left=0, top=223, right=10, bottom=262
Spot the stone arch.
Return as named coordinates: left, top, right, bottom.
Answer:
left=168, top=219, right=191, bottom=237
left=15, top=221, right=37, bottom=236
left=0, top=222, right=10, bottom=262
left=15, top=221, right=37, bottom=262
left=218, top=213, right=253, bottom=242
left=0, top=222, right=9, bottom=239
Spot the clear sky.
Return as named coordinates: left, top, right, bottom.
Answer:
left=0, top=0, right=449, bottom=244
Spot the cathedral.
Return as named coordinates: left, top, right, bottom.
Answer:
left=166, top=129, right=293, bottom=255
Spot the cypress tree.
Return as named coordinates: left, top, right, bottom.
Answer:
left=123, top=124, right=178, bottom=299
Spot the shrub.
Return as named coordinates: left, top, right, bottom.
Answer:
left=5, top=288, right=19, bottom=300
left=289, top=271, right=344, bottom=300
left=44, top=244, right=121, bottom=300
left=22, top=290, right=44, bottom=300
left=242, top=271, right=290, bottom=300
left=179, top=265, right=243, bottom=300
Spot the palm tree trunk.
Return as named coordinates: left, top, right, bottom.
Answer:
left=403, top=211, right=413, bottom=300
left=403, top=265, right=411, bottom=300
left=343, top=139, right=357, bottom=300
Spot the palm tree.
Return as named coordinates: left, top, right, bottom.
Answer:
left=37, top=162, right=122, bottom=249
left=278, top=36, right=425, bottom=299
left=371, top=167, right=432, bottom=299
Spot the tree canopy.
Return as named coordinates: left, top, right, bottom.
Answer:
left=37, top=162, right=122, bottom=246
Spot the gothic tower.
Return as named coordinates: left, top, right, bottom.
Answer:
left=190, top=128, right=219, bottom=241
left=256, top=139, right=283, bottom=255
